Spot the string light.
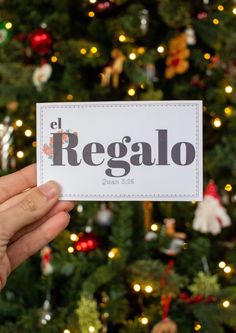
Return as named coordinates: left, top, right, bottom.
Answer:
left=70, top=233, right=79, bottom=242
left=224, top=106, right=233, bottom=116
left=140, top=316, right=149, bottom=325
left=88, top=11, right=95, bottom=17
left=129, top=52, right=137, bottom=60
left=136, top=47, right=144, bottom=55
left=77, top=204, right=84, bottom=213
left=108, top=248, right=119, bottom=259
left=63, top=330, right=71, bottom=333
left=15, top=119, right=23, bottom=127
left=194, top=323, right=201, bottom=331
left=67, top=94, right=74, bottom=101
left=204, top=53, right=211, bottom=60
left=128, top=88, right=136, bottom=96
left=213, top=18, right=219, bottom=25
left=222, top=300, right=230, bottom=308
left=151, top=224, right=159, bottom=231
left=225, top=184, right=232, bottom=192
left=16, top=151, right=24, bottom=158
left=5, top=22, right=12, bottom=29
left=225, top=85, right=233, bottom=94
left=133, top=284, right=141, bottom=292
left=232, top=7, right=236, bottom=15
left=89, top=326, right=95, bottom=333
left=32, top=141, right=37, bottom=148
left=212, top=117, right=222, bottom=128
left=118, top=34, right=126, bottom=42
left=145, top=285, right=153, bottom=293
left=157, top=45, right=165, bottom=53
left=90, top=46, right=98, bottom=54
left=68, top=246, right=74, bottom=254
left=224, top=266, right=232, bottom=274
left=80, top=48, right=87, bottom=55
left=218, top=5, right=224, bottom=11
left=51, top=55, right=58, bottom=63
left=89, top=0, right=97, bottom=3
left=218, top=261, right=226, bottom=269
left=25, top=129, right=32, bottom=137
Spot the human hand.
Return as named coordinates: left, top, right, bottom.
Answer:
left=0, top=164, right=74, bottom=290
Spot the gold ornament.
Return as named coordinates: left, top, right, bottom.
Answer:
left=101, top=49, right=125, bottom=88
left=152, top=318, right=177, bottom=333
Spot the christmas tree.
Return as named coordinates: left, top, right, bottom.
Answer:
left=0, top=0, right=236, bottom=332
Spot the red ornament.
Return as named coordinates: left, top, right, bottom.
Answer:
left=30, top=28, right=53, bottom=55
left=95, top=0, right=115, bottom=13
left=75, top=233, right=99, bottom=253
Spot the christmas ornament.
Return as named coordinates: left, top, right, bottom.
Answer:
left=0, top=116, right=14, bottom=171
left=0, top=22, right=11, bottom=46
left=95, top=0, right=115, bottom=13
left=145, top=231, right=158, bottom=241
left=189, top=272, right=220, bottom=297
left=160, top=219, right=186, bottom=256
left=139, top=9, right=149, bottom=35
left=76, top=296, right=102, bottom=333
left=185, top=26, right=196, bottom=45
left=29, top=28, right=53, bottom=54
left=193, top=180, right=231, bottom=235
left=75, top=232, right=99, bottom=252
left=40, top=245, right=54, bottom=276
left=165, top=34, right=190, bottom=79
left=143, top=201, right=153, bottom=231
left=6, top=100, right=19, bottom=112
left=96, top=203, right=113, bottom=226
left=101, top=49, right=125, bottom=88
left=39, top=299, right=52, bottom=325
left=32, top=63, right=52, bottom=91
left=152, top=318, right=177, bottom=333
left=152, top=262, right=177, bottom=333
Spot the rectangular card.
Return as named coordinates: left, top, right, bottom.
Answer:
left=37, top=101, right=202, bottom=201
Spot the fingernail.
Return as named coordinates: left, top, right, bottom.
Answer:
left=39, top=181, right=60, bottom=199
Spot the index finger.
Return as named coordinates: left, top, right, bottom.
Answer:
left=0, top=164, right=36, bottom=204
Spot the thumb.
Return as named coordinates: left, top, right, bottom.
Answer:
left=0, top=181, right=60, bottom=239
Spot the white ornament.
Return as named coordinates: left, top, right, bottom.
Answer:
left=96, top=203, right=112, bottom=226
left=185, top=27, right=196, bottom=45
left=193, top=195, right=231, bottom=235
left=145, top=231, right=158, bottom=241
left=32, top=63, right=52, bottom=91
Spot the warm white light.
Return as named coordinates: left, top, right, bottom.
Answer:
left=145, top=285, right=153, bottom=293
left=89, top=326, right=95, bottom=333
left=77, top=204, right=83, bottom=213
left=15, top=119, right=23, bottom=127
left=5, top=22, right=12, bottom=29
left=157, top=45, right=164, bottom=53
left=213, top=117, right=222, bottom=128
left=222, top=300, right=230, bottom=308
left=218, top=261, right=226, bottom=269
left=70, top=233, right=78, bottom=242
left=232, top=7, right=236, bottom=15
left=128, top=88, right=136, bottom=96
left=25, top=129, right=32, bottom=137
left=140, top=317, right=149, bottom=325
left=68, top=247, right=74, bottom=254
left=133, top=284, right=141, bottom=292
left=225, top=85, right=233, bottom=94
left=195, top=324, right=201, bottom=331
left=89, top=0, right=97, bottom=3
left=17, top=151, right=24, bottom=158
left=224, top=266, right=232, bottom=274
left=151, top=224, right=158, bottom=231
left=129, top=52, right=137, bottom=60
left=64, top=330, right=71, bottom=333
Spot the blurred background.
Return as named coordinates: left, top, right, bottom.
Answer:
left=0, top=0, right=236, bottom=332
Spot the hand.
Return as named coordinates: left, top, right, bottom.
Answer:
left=0, top=164, right=74, bottom=290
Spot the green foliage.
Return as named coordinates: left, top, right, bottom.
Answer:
left=76, top=296, right=102, bottom=333
left=189, top=272, right=220, bottom=297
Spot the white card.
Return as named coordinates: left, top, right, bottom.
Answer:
left=37, top=101, right=202, bottom=201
